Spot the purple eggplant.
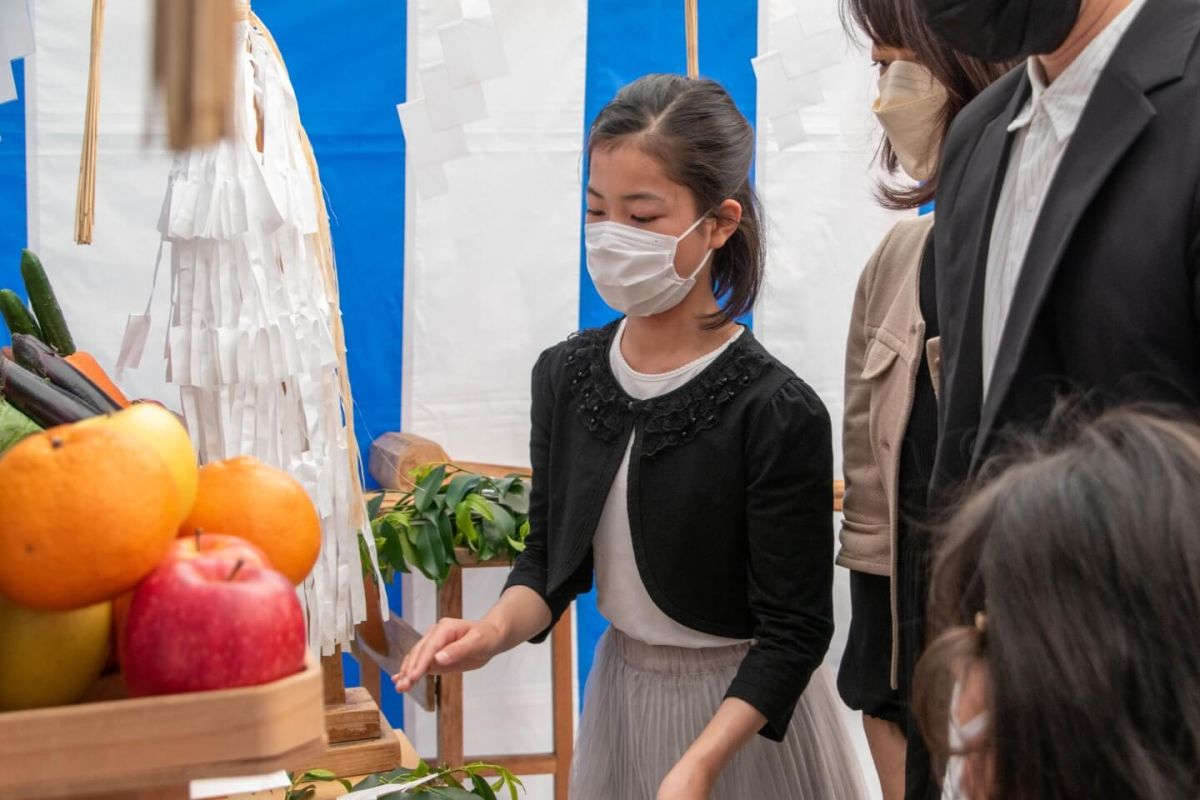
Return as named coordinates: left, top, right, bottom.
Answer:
left=11, top=334, right=121, bottom=414
left=0, top=355, right=99, bottom=428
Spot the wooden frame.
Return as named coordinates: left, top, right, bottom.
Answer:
left=435, top=559, right=574, bottom=800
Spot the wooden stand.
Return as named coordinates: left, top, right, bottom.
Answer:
left=307, top=648, right=411, bottom=777
left=436, top=554, right=574, bottom=800
left=0, top=656, right=326, bottom=800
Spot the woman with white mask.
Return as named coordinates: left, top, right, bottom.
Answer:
left=835, top=2, right=1012, bottom=798
left=394, top=74, right=865, bottom=799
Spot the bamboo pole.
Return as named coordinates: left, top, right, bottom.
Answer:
left=74, top=0, right=106, bottom=245
left=685, top=0, right=700, bottom=79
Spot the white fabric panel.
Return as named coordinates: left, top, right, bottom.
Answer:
left=757, top=5, right=910, bottom=799
left=756, top=3, right=910, bottom=471
left=401, top=0, right=587, bottom=784
left=26, top=1, right=178, bottom=407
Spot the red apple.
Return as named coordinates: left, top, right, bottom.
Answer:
left=113, top=534, right=272, bottom=666
left=168, top=531, right=272, bottom=569
left=121, top=556, right=306, bottom=696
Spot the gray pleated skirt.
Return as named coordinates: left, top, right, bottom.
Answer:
left=570, top=628, right=867, bottom=799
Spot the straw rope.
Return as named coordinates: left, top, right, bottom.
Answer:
left=74, top=0, right=105, bottom=245
left=251, top=11, right=369, bottom=530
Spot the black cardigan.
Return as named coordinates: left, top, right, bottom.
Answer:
left=504, top=321, right=835, bottom=740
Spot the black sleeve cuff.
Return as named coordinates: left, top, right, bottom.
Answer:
left=502, top=559, right=589, bottom=644
left=724, top=674, right=802, bottom=742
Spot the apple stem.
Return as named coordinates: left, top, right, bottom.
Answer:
left=228, top=559, right=245, bottom=581
left=195, top=528, right=202, bottom=550
left=50, top=437, right=64, bottom=450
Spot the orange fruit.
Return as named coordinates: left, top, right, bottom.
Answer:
left=179, top=457, right=321, bottom=585
left=0, top=427, right=180, bottom=611
left=76, top=404, right=198, bottom=523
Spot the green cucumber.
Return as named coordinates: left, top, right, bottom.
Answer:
left=20, top=249, right=75, bottom=355
left=0, top=289, right=43, bottom=341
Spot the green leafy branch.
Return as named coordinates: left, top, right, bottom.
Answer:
left=365, top=464, right=531, bottom=587
left=352, top=759, right=524, bottom=799
left=285, top=769, right=351, bottom=800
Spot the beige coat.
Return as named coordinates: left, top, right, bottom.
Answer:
left=837, top=214, right=940, bottom=682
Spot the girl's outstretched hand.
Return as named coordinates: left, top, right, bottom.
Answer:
left=392, top=617, right=505, bottom=692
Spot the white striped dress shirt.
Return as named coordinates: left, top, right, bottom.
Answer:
left=980, top=0, right=1147, bottom=400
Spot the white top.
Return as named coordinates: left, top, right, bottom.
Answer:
left=981, top=0, right=1146, bottom=399
left=592, top=319, right=748, bottom=648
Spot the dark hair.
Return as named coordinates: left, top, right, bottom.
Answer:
left=587, top=74, right=763, bottom=329
left=915, top=408, right=1200, bottom=799
left=841, top=0, right=1014, bottom=209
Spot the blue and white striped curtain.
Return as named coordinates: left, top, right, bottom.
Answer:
left=0, top=2, right=905, bottom=795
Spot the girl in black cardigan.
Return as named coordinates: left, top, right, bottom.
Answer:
left=395, top=75, right=863, bottom=800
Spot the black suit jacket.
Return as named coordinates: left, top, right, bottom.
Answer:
left=933, top=0, right=1200, bottom=494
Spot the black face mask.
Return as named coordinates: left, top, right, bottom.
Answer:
left=920, top=0, right=1083, bottom=62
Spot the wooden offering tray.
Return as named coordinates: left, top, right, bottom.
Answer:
left=0, top=655, right=326, bottom=800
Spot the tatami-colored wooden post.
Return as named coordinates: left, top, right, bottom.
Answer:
left=436, top=565, right=467, bottom=768
left=684, top=0, right=700, bottom=79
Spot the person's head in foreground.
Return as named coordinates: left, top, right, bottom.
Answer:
left=584, top=73, right=763, bottom=327
left=916, top=408, right=1200, bottom=799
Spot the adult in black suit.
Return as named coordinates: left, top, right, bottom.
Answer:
left=922, top=0, right=1200, bottom=497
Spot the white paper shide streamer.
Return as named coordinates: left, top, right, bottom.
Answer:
left=159, top=17, right=385, bottom=655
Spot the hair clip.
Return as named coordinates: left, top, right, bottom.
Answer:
left=974, top=611, right=988, bottom=633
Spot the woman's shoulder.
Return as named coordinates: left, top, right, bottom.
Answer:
left=869, top=214, right=934, bottom=274
left=856, top=214, right=935, bottom=320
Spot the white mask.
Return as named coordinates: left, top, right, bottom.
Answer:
left=585, top=216, right=713, bottom=317
left=873, top=61, right=948, bottom=183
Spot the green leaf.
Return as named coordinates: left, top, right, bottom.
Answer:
left=494, top=767, right=523, bottom=800
left=462, top=493, right=496, bottom=523
left=499, top=478, right=530, bottom=515
left=0, top=399, right=40, bottom=455
left=412, top=519, right=445, bottom=582
left=414, top=465, right=447, bottom=513
left=379, top=518, right=405, bottom=571
left=455, top=501, right=481, bottom=549
left=505, top=536, right=526, bottom=553
left=297, top=769, right=338, bottom=782
left=397, top=528, right=420, bottom=575
left=367, top=492, right=385, bottom=519
left=480, top=501, right=514, bottom=553
left=488, top=502, right=516, bottom=540
left=436, top=511, right=456, bottom=560
left=338, top=778, right=353, bottom=791
left=351, top=769, right=406, bottom=790
left=444, top=473, right=482, bottom=511
left=409, top=463, right=437, bottom=485
left=420, top=510, right=448, bottom=563
left=470, top=774, right=498, bottom=800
